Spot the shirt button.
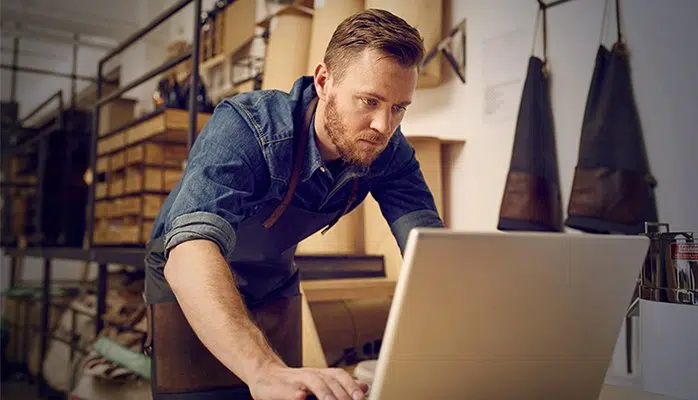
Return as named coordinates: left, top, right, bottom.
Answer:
left=319, top=166, right=327, bottom=173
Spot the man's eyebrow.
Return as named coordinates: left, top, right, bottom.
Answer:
left=359, top=91, right=411, bottom=107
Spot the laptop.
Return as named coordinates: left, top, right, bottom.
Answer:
left=367, top=228, right=649, bottom=400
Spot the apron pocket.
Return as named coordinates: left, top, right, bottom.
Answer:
left=152, top=301, right=246, bottom=394
left=151, top=295, right=302, bottom=394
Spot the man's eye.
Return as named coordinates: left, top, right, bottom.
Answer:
left=361, top=97, right=378, bottom=106
left=393, top=105, right=406, bottom=113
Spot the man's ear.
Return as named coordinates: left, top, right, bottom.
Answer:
left=313, top=62, right=330, bottom=100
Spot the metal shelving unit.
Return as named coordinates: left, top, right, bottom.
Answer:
left=1, top=0, right=203, bottom=395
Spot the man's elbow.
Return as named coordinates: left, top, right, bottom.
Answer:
left=164, top=239, right=221, bottom=287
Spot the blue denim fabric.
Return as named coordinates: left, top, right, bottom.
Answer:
left=149, top=76, right=444, bottom=260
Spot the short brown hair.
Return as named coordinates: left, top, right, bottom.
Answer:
left=323, top=9, right=425, bottom=80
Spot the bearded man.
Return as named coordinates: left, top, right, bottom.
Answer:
left=144, top=8, right=443, bottom=400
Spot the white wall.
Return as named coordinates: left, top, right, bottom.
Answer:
left=402, top=0, right=698, bottom=397
left=0, top=37, right=107, bottom=123
left=3, top=0, right=696, bottom=394
left=402, top=0, right=698, bottom=233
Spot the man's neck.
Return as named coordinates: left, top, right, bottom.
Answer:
left=312, top=100, right=341, bottom=162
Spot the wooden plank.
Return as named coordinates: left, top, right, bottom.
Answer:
left=143, top=195, right=163, bottom=218
left=127, top=114, right=168, bottom=145
left=92, top=216, right=157, bottom=245
left=301, top=278, right=396, bottom=303
left=94, top=201, right=110, bottom=218
left=300, top=287, right=328, bottom=368
left=96, top=109, right=211, bottom=157
left=95, top=182, right=108, bottom=199
left=96, top=157, right=109, bottom=173
left=126, top=143, right=187, bottom=168
left=110, top=150, right=126, bottom=171
left=165, top=109, right=211, bottom=132
left=123, top=167, right=182, bottom=194
left=141, top=220, right=155, bottom=243
left=109, top=176, right=124, bottom=197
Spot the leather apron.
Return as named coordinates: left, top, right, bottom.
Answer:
left=497, top=5, right=563, bottom=232
left=143, top=97, right=358, bottom=399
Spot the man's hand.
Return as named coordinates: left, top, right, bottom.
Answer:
left=248, top=364, right=369, bottom=400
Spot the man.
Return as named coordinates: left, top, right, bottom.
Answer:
left=144, top=8, right=444, bottom=400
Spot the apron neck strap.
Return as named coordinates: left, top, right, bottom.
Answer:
left=531, top=4, right=549, bottom=65
left=263, top=96, right=319, bottom=229
left=600, top=0, right=624, bottom=45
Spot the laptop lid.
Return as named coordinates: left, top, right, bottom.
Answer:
left=369, top=228, right=649, bottom=400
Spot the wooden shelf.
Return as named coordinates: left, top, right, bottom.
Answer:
left=301, top=278, right=396, bottom=303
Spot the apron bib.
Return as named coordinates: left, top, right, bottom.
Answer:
left=143, top=96, right=359, bottom=398
left=565, top=0, right=658, bottom=234
left=497, top=5, right=563, bottom=232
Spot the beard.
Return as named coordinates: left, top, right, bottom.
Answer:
left=324, top=94, right=386, bottom=168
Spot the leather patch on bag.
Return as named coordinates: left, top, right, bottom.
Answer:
left=568, top=166, right=650, bottom=224
left=499, top=170, right=562, bottom=228
left=151, top=295, right=301, bottom=394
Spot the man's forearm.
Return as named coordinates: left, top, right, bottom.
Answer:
left=163, top=239, right=284, bottom=384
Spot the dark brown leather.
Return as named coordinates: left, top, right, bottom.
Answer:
left=262, top=96, right=360, bottom=234
left=567, top=166, right=651, bottom=225
left=263, top=97, right=319, bottom=229
left=499, top=170, right=562, bottom=228
left=144, top=302, right=153, bottom=353
left=150, top=295, right=301, bottom=394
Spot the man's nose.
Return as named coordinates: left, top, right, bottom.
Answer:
left=369, top=110, right=392, bottom=136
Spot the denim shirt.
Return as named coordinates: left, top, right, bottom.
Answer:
left=149, top=76, right=444, bottom=262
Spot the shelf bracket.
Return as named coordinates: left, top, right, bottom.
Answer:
left=421, top=18, right=467, bottom=84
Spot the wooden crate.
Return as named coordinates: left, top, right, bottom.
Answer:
left=94, top=195, right=164, bottom=220
left=92, top=194, right=166, bottom=245
left=121, top=142, right=187, bottom=169
left=93, top=217, right=155, bottom=245
left=123, top=167, right=181, bottom=194
left=96, top=109, right=210, bottom=156
left=93, top=109, right=210, bottom=246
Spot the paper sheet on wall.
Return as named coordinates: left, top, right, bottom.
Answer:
left=482, top=28, right=528, bottom=124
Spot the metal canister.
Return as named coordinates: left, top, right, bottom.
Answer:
left=641, top=222, right=697, bottom=305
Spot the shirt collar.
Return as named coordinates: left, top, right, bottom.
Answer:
left=300, top=111, right=325, bottom=182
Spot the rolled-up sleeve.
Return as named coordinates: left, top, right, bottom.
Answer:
left=162, top=100, right=265, bottom=260
left=370, top=132, right=445, bottom=254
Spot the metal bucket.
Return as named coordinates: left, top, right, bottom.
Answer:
left=641, top=222, right=697, bottom=305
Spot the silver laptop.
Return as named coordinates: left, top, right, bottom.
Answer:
left=368, top=228, right=649, bottom=400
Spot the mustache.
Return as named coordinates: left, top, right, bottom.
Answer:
left=356, top=132, right=386, bottom=145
